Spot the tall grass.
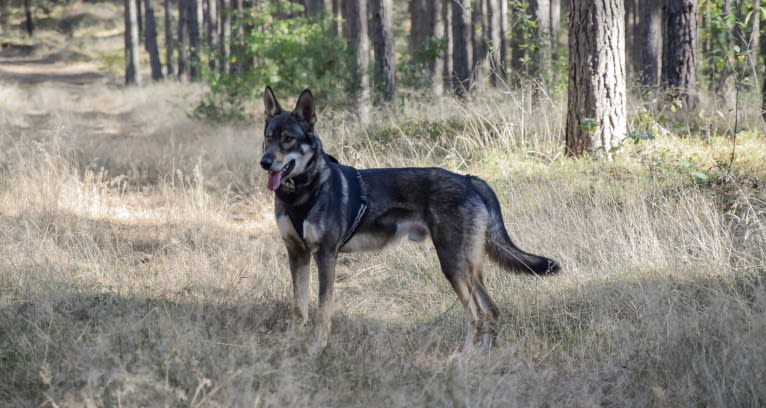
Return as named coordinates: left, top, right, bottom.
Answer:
left=1, top=80, right=765, bottom=406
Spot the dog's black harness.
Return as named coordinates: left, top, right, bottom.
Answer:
left=337, top=163, right=368, bottom=248
left=284, top=154, right=367, bottom=249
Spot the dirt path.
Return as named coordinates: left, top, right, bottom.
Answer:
left=0, top=34, right=113, bottom=91
left=0, top=54, right=107, bottom=87
left=0, top=43, right=137, bottom=137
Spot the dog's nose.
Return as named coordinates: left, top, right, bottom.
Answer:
left=260, top=156, right=274, bottom=170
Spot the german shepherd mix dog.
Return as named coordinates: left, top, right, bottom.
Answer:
left=260, top=87, right=560, bottom=351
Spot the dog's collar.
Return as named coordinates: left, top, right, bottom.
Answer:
left=282, top=151, right=321, bottom=191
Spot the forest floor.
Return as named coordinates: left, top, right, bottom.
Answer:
left=2, top=2, right=766, bottom=407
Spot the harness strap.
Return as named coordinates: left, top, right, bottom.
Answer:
left=284, top=156, right=368, bottom=249
left=338, top=165, right=368, bottom=248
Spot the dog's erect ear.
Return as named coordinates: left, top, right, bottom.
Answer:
left=293, top=89, right=316, bottom=128
left=263, top=86, right=283, bottom=121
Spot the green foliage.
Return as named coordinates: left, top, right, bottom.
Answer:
left=197, top=1, right=348, bottom=120
left=578, top=117, right=599, bottom=134
left=629, top=111, right=657, bottom=144
left=699, top=0, right=762, bottom=91
left=510, top=1, right=568, bottom=92
left=400, top=35, right=448, bottom=88
left=511, top=1, right=538, bottom=69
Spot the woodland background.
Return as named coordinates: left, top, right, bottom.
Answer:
left=1, top=0, right=765, bottom=406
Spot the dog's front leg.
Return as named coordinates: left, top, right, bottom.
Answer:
left=287, top=247, right=311, bottom=330
left=312, top=247, right=338, bottom=350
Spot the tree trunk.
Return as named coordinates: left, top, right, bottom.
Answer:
left=451, top=0, right=472, bottom=96
left=499, top=0, right=508, bottom=83
left=752, top=0, right=760, bottom=67
left=164, top=0, right=174, bottom=76
left=304, top=0, right=325, bottom=15
left=220, top=0, right=231, bottom=74
left=370, top=0, right=396, bottom=102
left=144, top=0, right=163, bottom=81
left=343, top=0, right=370, bottom=125
left=471, top=0, right=488, bottom=85
left=529, top=0, right=551, bottom=86
left=188, top=0, right=203, bottom=80
left=487, top=0, right=506, bottom=86
left=431, top=0, right=444, bottom=94
left=565, top=0, right=627, bottom=158
left=206, top=0, right=218, bottom=69
left=510, top=1, right=526, bottom=78
left=231, top=0, right=246, bottom=74
left=137, top=0, right=143, bottom=41
left=177, top=0, right=188, bottom=79
left=638, top=0, right=663, bottom=88
left=125, top=0, right=141, bottom=86
left=442, top=0, right=453, bottom=93
left=24, top=0, right=35, bottom=36
left=761, top=0, right=766, bottom=122
left=549, top=0, right=560, bottom=82
left=662, top=0, right=698, bottom=109
left=624, top=0, right=637, bottom=77
left=715, top=0, right=736, bottom=105
left=409, top=0, right=427, bottom=60
left=409, top=0, right=447, bottom=91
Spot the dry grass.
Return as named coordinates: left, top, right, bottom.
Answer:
left=1, top=77, right=765, bottom=407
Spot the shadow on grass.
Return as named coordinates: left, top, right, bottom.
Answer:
left=0, top=283, right=467, bottom=406
left=1, top=210, right=765, bottom=406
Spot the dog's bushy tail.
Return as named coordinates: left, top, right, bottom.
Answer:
left=469, top=177, right=560, bottom=276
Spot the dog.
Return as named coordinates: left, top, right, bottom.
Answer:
left=260, top=87, right=560, bottom=351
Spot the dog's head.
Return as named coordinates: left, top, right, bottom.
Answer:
left=260, top=87, right=320, bottom=192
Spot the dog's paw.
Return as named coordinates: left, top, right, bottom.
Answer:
left=546, top=259, right=561, bottom=274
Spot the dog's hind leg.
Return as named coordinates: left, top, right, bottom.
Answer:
left=471, top=270, right=500, bottom=350
left=433, top=238, right=482, bottom=351
left=433, top=204, right=499, bottom=351
left=288, top=248, right=311, bottom=330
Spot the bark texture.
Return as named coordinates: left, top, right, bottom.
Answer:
left=565, top=0, right=627, bottom=158
left=125, top=0, right=141, bottom=85
left=24, top=0, right=34, bottom=36
left=638, top=0, right=663, bottom=87
left=144, top=0, right=163, bottom=81
left=431, top=0, right=444, bottom=94
left=219, top=0, right=231, bottom=74
left=487, top=0, right=507, bottom=85
left=442, top=1, right=453, bottom=93
left=304, top=0, right=325, bottom=15
left=188, top=0, right=202, bottom=80
left=451, top=0, right=472, bottom=96
left=343, top=0, right=370, bottom=124
left=529, top=0, right=550, bottom=82
left=205, top=0, right=217, bottom=69
left=370, top=0, right=396, bottom=101
left=472, top=0, right=488, bottom=82
left=164, top=0, right=174, bottom=76
left=662, top=0, right=698, bottom=108
left=177, top=0, right=188, bottom=79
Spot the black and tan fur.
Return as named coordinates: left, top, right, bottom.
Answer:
left=260, top=87, right=560, bottom=350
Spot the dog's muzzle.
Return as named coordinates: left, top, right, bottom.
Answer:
left=260, top=155, right=274, bottom=170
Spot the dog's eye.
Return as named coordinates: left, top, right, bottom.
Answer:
left=282, top=133, right=295, bottom=143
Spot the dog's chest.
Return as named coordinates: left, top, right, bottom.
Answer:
left=276, top=213, right=326, bottom=253
left=276, top=214, right=304, bottom=249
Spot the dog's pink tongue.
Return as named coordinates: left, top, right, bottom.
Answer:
left=267, top=171, right=282, bottom=191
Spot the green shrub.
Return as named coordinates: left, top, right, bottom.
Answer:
left=197, top=1, right=349, bottom=120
